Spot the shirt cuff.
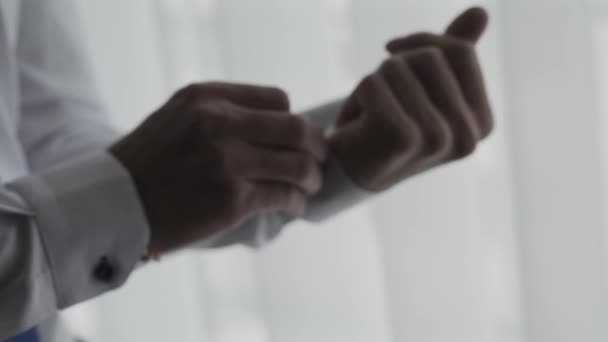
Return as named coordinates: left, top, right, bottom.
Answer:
left=7, top=152, right=150, bottom=308
left=300, top=99, right=373, bottom=222
left=192, top=211, right=292, bottom=249
left=303, top=156, right=372, bottom=222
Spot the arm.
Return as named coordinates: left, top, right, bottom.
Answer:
left=4, top=1, right=331, bottom=336
left=15, top=0, right=325, bottom=266
left=0, top=1, right=150, bottom=337
left=0, top=153, right=149, bottom=339
left=14, top=0, right=331, bottom=253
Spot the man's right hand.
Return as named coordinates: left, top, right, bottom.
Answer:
left=109, top=82, right=327, bottom=255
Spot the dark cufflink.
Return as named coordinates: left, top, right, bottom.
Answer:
left=93, top=256, right=116, bottom=283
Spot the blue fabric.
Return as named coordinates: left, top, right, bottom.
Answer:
left=6, top=328, right=40, bottom=342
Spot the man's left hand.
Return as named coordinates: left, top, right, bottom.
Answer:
left=330, top=7, right=493, bottom=191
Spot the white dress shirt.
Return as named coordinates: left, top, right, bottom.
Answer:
left=0, top=0, right=369, bottom=341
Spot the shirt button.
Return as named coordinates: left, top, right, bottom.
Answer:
left=93, top=256, right=115, bottom=283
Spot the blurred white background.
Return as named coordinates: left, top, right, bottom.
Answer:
left=61, top=0, right=608, bottom=341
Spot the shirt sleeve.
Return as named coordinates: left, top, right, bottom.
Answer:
left=2, top=2, right=153, bottom=336
left=0, top=152, right=149, bottom=340
left=197, top=99, right=372, bottom=249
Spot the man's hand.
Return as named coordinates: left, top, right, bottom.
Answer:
left=330, top=7, right=492, bottom=191
left=110, top=82, right=327, bottom=254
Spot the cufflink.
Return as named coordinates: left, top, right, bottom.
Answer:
left=93, top=256, right=115, bottom=283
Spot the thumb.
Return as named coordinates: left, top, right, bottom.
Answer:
left=445, top=6, right=489, bottom=43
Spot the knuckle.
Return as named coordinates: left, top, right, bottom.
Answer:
left=197, top=101, right=232, bottom=136
left=431, top=123, right=454, bottom=156
left=358, top=74, right=376, bottom=92
left=452, top=131, right=478, bottom=159
left=179, top=83, right=207, bottom=99
left=262, top=184, right=293, bottom=211
left=295, top=155, right=317, bottom=181
left=205, top=81, right=225, bottom=89
left=404, top=32, right=438, bottom=48
left=385, top=123, right=422, bottom=159
left=452, top=40, right=476, bottom=54
left=204, top=98, right=230, bottom=113
left=221, top=178, right=240, bottom=196
left=308, top=165, right=323, bottom=192
left=356, top=74, right=380, bottom=98
left=285, top=186, right=306, bottom=212
left=379, top=57, right=402, bottom=75
left=407, top=47, right=451, bottom=77
left=207, top=81, right=241, bottom=96
left=407, top=127, right=424, bottom=153
left=222, top=179, right=247, bottom=210
left=286, top=116, right=310, bottom=146
left=407, top=46, right=445, bottom=64
left=385, top=138, right=410, bottom=160
left=410, top=32, right=437, bottom=42
left=389, top=32, right=437, bottom=51
left=210, top=142, right=235, bottom=176
left=268, top=184, right=285, bottom=204
left=445, top=40, right=476, bottom=61
left=282, top=185, right=297, bottom=203
left=265, top=86, right=290, bottom=108
left=450, top=109, right=481, bottom=159
left=480, top=115, right=495, bottom=139
left=422, top=118, right=454, bottom=157
left=176, top=84, right=195, bottom=97
left=455, top=140, right=478, bottom=159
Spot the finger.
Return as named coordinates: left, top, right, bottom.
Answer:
left=379, top=57, right=453, bottom=161
left=406, top=47, right=479, bottom=158
left=226, top=141, right=323, bottom=195
left=347, top=74, right=424, bottom=185
left=251, top=181, right=307, bottom=216
left=386, top=32, right=440, bottom=53
left=203, top=102, right=328, bottom=162
left=357, top=74, right=423, bottom=159
left=385, top=6, right=488, bottom=52
left=237, top=109, right=328, bottom=162
left=386, top=35, right=493, bottom=137
left=180, top=82, right=290, bottom=110
left=445, top=6, right=489, bottom=43
left=336, top=95, right=361, bottom=128
left=357, top=73, right=420, bottom=137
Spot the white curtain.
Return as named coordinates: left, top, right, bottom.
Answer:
left=60, top=0, right=608, bottom=341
